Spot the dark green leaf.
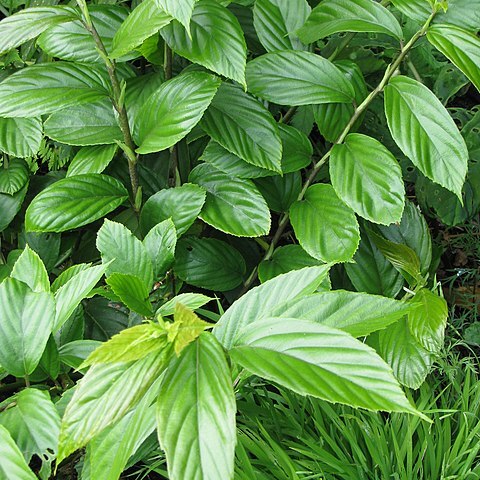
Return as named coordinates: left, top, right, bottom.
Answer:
left=0, top=159, right=29, bottom=195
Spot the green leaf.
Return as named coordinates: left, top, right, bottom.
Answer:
left=0, top=184, right=28, bottom=232
left=246, top=51, right=354, bottom=106
left=44, top=99, right=122, bottom=146
left=51, top=263, right=91, bottom=293
left=384, top=75, right=468, bottom=199
left=0, top=278, right=54, bottom=377
left=201, top=83, right=282, bottom=173
left=54, top=264, right=108, bottom=332
left=110, top=0, right=171, bottom=58
left=258, top=245, right=322, bottom=283
left=10, top=245, right=49, bottom=293
left=0, top=159, right=29, bottom=195
left=253, top=0, right=311, bottom=52
left=408, top=289, right=447, bottom=353
left=0, top=425, right=37, bottom=480
left=0, top=62, right=111, bottom=118
left=189, top=163, right=271, bottom=237
left=272, top=290, right=415, bottom=337
left=0, top=6, right=77, bottom=56
left=97, top=219, right=153, bottom=288
left=377, top=318, right=433, bottom=389
left=427, top=24, right=480, bottom=93
left=58, top=340, right=102, bottom=370
left=200, top=141, right=273, bottom=179
left=25, top=174, right=128, bottom=233
left=230, top=318, right=422, bottom=416
left=0, top=118, right=42, bottom=157
left=158, top=0, right=196, bottom=32
left=140, top=184, right=206, bottom=236
left=66, top=145, right=117, bottom=177
left=106, top=273, right=154, bottom=316
left=345, top=225, right=404, bottom=298
left=135, top=71, right=220, bottom=154
left=175, top=237, right=246, bottom=291
left=143, top=219, right=177, bottom=278
left=157, top=293, right=213, bottom=316
left=37, top=5, right=127, bottom=63
left=279, top=123, right=312, bottom=173
left=57, top=349, right=172, bottom=464
left=290, top=184, right=360, bottom=263
left=214, top=265, right=331, bottom=348
left=390, top=0, right=431, bottom=23
left=297, top=0, right=403, bottom=44
left=330, top=134, right=405, bottom=225
left=0, top=389, right=60, bottom=468
left=434, top=0, right=480, bottom=32
left=255, top=172, right=301, bottom=213
left=162, top=0, right=247, bottom=86
left=157, top=334, right=236, bottom=480
left=82, top=323, right=167, bottom=367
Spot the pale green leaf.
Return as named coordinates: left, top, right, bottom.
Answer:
left=157, top=293, right=213, bottom=316
left=189, top=163, right=270, bottom=237
left=51, top=263, right=91, bottom=293
left=106, top=273, right=153, bottom=316
left=331, top=134, right=405, bottom=225
left=143, top=219, right=177, bottom=278
left=0, top=278, right=54, bottom=377
left=246, top=50, right=354, bottom=106
left=384, top=75, right=468, bottom=198
left=158, top=0, right=196, bottom=31
left=10, top=245, right=49, bottom=293
left=66, top=145, right=117, bottom=177
left=214, top=265, right=331, bottom=348
left=0, top=159, right=29, bottom=195
left=297, top=0, right=403, bottom=44
left=201, top=83, right=283, bottom=173
left=136, top=71, right=220, bottom=154
left=0, top=425, right=37, bottom=480
left=162, top=0, right=247, bottom=86
left=157, top=334, right=236, bottom=480
left=290, top=184, right=360, bottom=262
left=25, top=174, right=128, bottom=232
left=0, top=118, right=42, bottom=157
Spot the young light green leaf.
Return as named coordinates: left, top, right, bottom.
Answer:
left=231, top=318, right=424, bottom=417
left=331, top=134, right=405, bottom=225
left=290, top=184, right=360, bottom=263
left=54, top=264, right=108, bottom=332
left=10, top=245, right=49, bottom=293
left=0, top=6, right=77, bottom=56
left=157, top=334, right=236, bottom=480
left=140, top=184, right=206, bottom=236
left=0, top=118, right=42, bottom=158
left=106, top=273, right=154, bottom=317
left=201, top=83, right=283, bottom=173
left=110, top=0, right=172, bottom=58
left=272, top=290, right=415, bottom=338
left=297, top=0, right=403, bottom=44
left=25, top=174, right=128, bottom=233
left=427, top=24, right=480, bottom=93
left=66, top=145, right=117, bottom=177
left=0, top=278, right=54, bottom=377
left=162, top=0, right=247, bottom=86
left=0, top=425, right=37, bottom=480
left=82, top=322, right=167, bottom=367
left=0, top=159, right=29, bottom=195
left=135, top=71, right=221, bottom=154
left=37, top=5, right=127, bottom=63
left=175, top=237, right=246, bottom=292
left=44, top=99, right=122, bottom=146
left=0, top=62, right=111, bottom=118
left=378, top=318, right=434, bottom=390
left=57, top=349, right=172, bottom=465
left=408, top=289, right=447, bottom=353
left=214, top=265, right=331, bottom=348
left=143, top=219, right=177, bottom=278
left=0, top=389, right=60, bottom=468
left=97, top=219, right=153, bottom=288
left=189, top=163, right=271, bottom=237
left=246, top=51, right=354, bottom=106
left=158, top=0, right=196, bottom=32
left=253, top=0, right=311, bottom=52
left=157, top=293, right=213, bottom=316
left=384, top=75, right=468, bottom=199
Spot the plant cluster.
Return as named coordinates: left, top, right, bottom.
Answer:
left=0, top=0, right=479, bottom=478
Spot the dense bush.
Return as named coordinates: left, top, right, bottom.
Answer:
left=0, top=0, right=479, bottom=478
